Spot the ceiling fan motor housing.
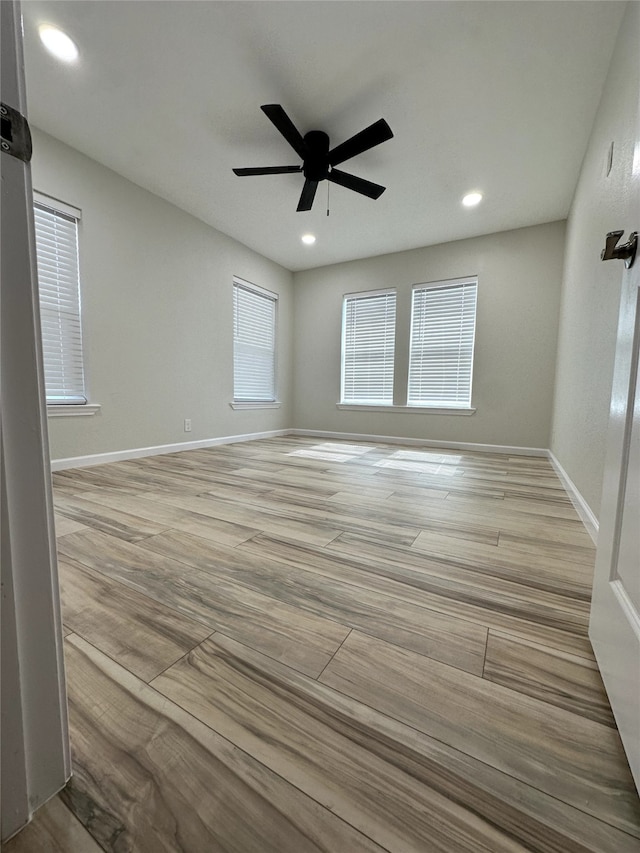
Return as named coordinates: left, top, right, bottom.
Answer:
left=302, top=130, right=330, bottom=181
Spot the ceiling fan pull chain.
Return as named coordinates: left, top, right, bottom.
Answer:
left=327, top=180, right=330, bottom=217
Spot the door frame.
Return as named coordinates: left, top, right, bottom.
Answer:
left=1, top=0, right=71, bottom=841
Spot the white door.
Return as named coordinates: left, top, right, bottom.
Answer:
left=589, top=90, right=640, bottom=788
left=1, top=0, right=70, bottom=841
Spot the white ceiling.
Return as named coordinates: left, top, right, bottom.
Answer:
left=21, top=1, right=624, bottom=272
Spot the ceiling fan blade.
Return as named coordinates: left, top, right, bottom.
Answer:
left=296, top=179, right=318, bottom=212
left=328, top=118, right=393, bottom=167
left=233, top=166, right=302, bottom=176
left=261, top=104, right=308, bottom=160
left=328, top=168, right=386, bottom=200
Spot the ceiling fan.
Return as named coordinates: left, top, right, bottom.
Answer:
left=233, top=104, right=393, bottom=212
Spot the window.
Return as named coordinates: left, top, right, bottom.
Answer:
left=33, top=194, right=86, bottom=404
left=233, top=278, right=277, bottom=402
left=341, top=289, right=396, bottom=405
left=408, top=277, right=477, bottom=408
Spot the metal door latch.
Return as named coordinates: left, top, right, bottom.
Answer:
left=1, top=102, right=32, bottom=163
left=601, top=230, right=638, bottom=269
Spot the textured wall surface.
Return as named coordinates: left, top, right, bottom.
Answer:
left=550, top=4, right=639, bottom=518
left=293, top=221, right=566, bottom=449
left=32, top=130, right=293, bottom=460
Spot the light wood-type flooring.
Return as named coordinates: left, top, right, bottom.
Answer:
left=6, top=436, right=640, bottom=852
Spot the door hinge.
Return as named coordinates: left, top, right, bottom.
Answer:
left=1, top=102, right=32, bottom=163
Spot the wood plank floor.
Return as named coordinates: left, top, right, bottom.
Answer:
left=6, top=436, right=640, bottom=853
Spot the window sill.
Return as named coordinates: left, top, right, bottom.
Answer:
left=229, top=401, right=282, bottom=410
left=47, top=403, right=101, bottom=417
left=336, top=403, right=476, bottom=416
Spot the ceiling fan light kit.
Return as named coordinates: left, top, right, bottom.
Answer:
left=233, top=104, right=393, bottom=212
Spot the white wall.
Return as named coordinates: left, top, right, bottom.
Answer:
left=292, top=221, right=565, bottom=448
left=550, top=3, right=640, bottom=519
left=30, top=129, right=294, bottom=462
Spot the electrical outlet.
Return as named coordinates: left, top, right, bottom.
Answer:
left=184, top=418, right=192, bottom=432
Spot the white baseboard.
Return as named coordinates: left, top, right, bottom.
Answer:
left=547, top=451, right=599, bottom=545
left=50, top=429, right=290, bottom=471
left=50, top=428, right=597, bottom=546
left=290, top=428, right=548, bottom=458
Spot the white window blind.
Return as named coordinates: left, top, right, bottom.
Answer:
left=408, top=278, right=477, bottom=408
left=233, top=279, right=277, bottom=401
left=33, top=198, right=86, bottom=404
left=341, top=289, right=396, bottom=405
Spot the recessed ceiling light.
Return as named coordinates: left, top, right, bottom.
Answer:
left=301, top=234, right=316, bottom=245
left=39, top=25, right=79, bottom=63
left=462, top=192, right=483, bottom=207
